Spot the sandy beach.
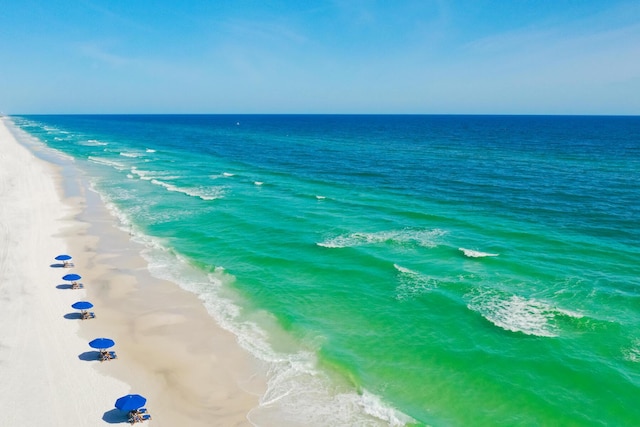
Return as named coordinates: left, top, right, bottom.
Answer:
left=0, top=117, right=266, bottom=426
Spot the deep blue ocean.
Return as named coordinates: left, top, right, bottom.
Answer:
left=10, top=114, right=640, bottom=426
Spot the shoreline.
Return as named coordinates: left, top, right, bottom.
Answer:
left=0, top=118, right=267, bottom=426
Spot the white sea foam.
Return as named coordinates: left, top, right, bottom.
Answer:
left=318, top=228, right=446, bottom=249
left=145, top=148, right=156, bottom=153
left=7, top=124, right=75, bottom=162
left=87, top=175, right=417, bottom=427
left=555, top=307, right=584, bottom=319
left=210, top=172, right=235, bottom=179
left=624, top=339, right=640, bottom=363
left=88, top=156, right=127, bottom=171
left=88, top=184, right=133, bottom=229
left=130, top=167, right=180, bottom=181
left=394, top=264, right=438, bottom=300
left=81, top=139, right=108, bottom=146
left=466, top=289, right=563, bottom=337
left=150, top=179, right=226, bottom=200
left=316, top=195, right=326, bottom=200
left=105, top=200, right=409, bottom=426
left=250, top=369, right=413, bottom=427
left=119, top=151, right=142, bottom=158
left=459, top=248, right=499, bottom=258
left=254, top=181, right=264, bottom=186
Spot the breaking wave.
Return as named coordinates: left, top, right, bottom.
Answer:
left=130, top=167, right=180, bottom=181
left=81, top=139, right=108, bottom=146
left=150, top=179, right=226, bottom=200
left=211, top=172, right=235, bottom=179
left=466, top=289, right=582, bottom=337
left=394, top=264, right=439, bottom=300
left=624, top=339, right=640, bottom=363
left=317, top=228, right=446, bottom=249
left=88, top=156, right=127, bottom=171
left=459, top=248, right=499, bottom=258
left=120, top=151, right=144, bottom=158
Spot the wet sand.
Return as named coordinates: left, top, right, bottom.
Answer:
left=0, top=117, right=266, bottom=426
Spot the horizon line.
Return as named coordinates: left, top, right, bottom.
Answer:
left=5, top=112, right=639, bottom=118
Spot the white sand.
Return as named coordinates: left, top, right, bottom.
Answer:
left=0, top=119, right=130, bottom=425
left=0, top=118, right=266, bottom=426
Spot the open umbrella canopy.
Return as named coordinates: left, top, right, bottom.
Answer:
left=115, top=394, right=147, bottom=412
left=71, top=301, right=93, bottom=310
left=55, top=254, right=72, bottom=261
left=88, top=338, right=115, bottom=350
left=62, top=273, right=81, bottom=281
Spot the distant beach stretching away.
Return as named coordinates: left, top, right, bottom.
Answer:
left=1, top=114, right=639, bottom=426
left=0, top=118, right=266, bottom=427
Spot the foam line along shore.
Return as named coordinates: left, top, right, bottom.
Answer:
left=0, top=117, right=268, bottom=427
left=7, top=114, right=640, bottom=426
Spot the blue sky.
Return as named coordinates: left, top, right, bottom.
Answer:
left=1, top=0, right=639, bottom=114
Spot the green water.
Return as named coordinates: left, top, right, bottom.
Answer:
left=12, top=114, right=640, bottom=426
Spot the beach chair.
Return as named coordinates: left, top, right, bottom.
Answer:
left=99, top=351, right=110, bottom=362
left=81, top=311, right=96, bottom=320
left=71, top=282, right=83, bottom=289
left=108, top=351, right=118, bottom=360
left=127, top=411, right=150, bottom=424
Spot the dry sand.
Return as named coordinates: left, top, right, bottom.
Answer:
left=0, top=117, right=267, bottom=426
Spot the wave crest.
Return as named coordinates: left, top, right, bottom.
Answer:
left=466, top=289, right=574, bottom=337
left=394, top=264, right=439, bottom=300
left=150, top=179, right=226, bottom=200
left=79, top=139, right=108, bottom=146
left=459, top=248, right=499, bottom=258
left=94, top=198, right=414, bottom=427
left=120, top=151, right=143, bottom=158
left=318, top=228, right=446, bottom=248
left=88, top=156, right=127, bottom=171
left=130, top=167, right=180, bottom=181
left=624, top=339, right=640, bottom=363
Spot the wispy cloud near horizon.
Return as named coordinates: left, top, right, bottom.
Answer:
left=1, top=0, right=639, bottom=114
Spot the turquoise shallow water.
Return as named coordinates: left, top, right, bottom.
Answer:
left=10, top=114, right=640, bottom=426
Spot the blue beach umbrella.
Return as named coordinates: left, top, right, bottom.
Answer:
left=88, top=338, right=115, bottom=350
left=115, top=394, right=147, bottom=412
left=55, top=254, right=72, bottom=261
left=62, top=273, right=82, bottom=282
left=71, top=301, right=93, bottom=310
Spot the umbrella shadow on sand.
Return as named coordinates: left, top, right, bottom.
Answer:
left=56, top=284, right=74, bottom=290
left=102, top=409, right=129, bottom=424
left=50, top=263, right=67, bottom=268
left=78, top=351, right=102, bottom=362
left=63, top=312, right=84, bottom=320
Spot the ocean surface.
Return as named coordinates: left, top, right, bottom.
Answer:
left=9, top=114, right=640, bottom=426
